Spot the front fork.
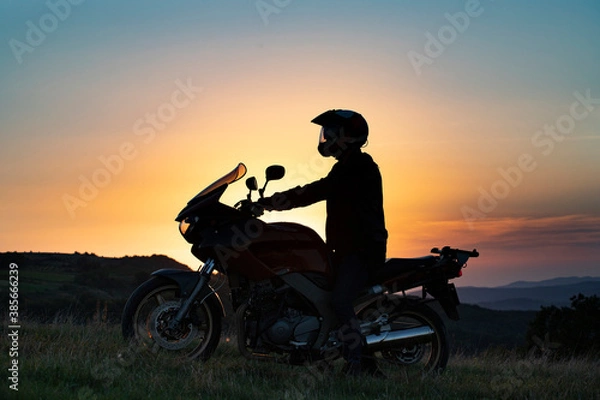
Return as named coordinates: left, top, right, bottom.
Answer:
left=168, top=258, right=216, bottom=330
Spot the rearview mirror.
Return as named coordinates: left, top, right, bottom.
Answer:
left=259, top=165, right=285, bottom=198
left=245, top=177, right=258, bottom=201
left=266, top=165, right=285, bottom=181
left=246, top=177, right=258, bottom=191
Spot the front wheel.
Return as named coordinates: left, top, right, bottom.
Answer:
left=361, top=302, right=449, bottom=378
left=121, top=276, right=222, bottom=361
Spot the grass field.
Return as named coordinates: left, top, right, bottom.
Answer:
left=1, top=320, right=599, bottom=400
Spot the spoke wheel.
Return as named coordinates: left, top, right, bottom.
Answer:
left=122, top=277, right=221, bottom=362
left=362, top=303, right=449, bottom=379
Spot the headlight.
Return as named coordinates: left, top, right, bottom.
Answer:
left=179, top=217, right=196, bottom=236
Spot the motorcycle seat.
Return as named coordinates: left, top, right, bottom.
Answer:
left=373, top=256, right=438, bottom=283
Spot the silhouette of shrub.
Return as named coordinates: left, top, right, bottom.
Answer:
left=526, top=293, right=600, bottom=358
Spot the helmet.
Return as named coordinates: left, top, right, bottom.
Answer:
left=311, top=109, right=369, bottom=158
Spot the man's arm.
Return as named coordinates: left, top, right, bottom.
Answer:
left=260, top=177, right=329, bottom=211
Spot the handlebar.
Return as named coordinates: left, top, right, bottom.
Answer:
left=431, top=246, right=479, bottom=258
left=235, top=199, right=266, bottom=217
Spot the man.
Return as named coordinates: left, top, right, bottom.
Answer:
left=258, top=109, right=388, bottom=376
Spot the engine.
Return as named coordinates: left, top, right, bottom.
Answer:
left=265, top=308, right=320, bottom=345
left=241, top=281, right=321, bottom=351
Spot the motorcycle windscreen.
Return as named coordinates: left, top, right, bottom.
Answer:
left=189, top=163, right=247, bottom=202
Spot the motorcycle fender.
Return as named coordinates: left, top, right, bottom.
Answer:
left=151, top=269, right=226, bottom=317
left=425, top=282, right=460, bottom=321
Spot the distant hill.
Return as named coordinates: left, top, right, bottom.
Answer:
left=500, top=276, right=600, bottom=289
left=457, top=279, right=600, bottom=311
left=0, top=252, right=191, bottom=322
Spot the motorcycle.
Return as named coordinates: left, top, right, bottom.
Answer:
left=121, top=163, right=478, bottom=376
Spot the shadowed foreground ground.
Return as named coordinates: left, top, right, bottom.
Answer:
left=1, top=321, right=599, bottom=400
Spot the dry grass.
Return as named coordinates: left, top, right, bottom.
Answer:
left=1, top=321, right=599, bottom=400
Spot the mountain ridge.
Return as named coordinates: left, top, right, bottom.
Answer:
left=496, top=276, right=600, bottom=289
left=457, top=280, right=600, bottom=311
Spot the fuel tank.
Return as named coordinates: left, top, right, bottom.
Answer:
left=193, top=219, right=332, bottom=282
left=248, top=222, right=331, bottom=277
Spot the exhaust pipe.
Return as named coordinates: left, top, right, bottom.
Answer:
left=364, top=326, right=434, bottom=351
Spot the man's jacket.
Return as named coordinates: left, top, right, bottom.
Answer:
left=267, top=149, right=388, bottom=260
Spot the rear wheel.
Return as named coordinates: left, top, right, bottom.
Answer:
left=121, top=277, right=222, bottom=361
left=361, top=302, right=449, bottom=378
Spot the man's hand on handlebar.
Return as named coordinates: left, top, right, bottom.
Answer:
left=236, top=199, right=265, bottom=216
left=237, top=195, right=286, bottom=215
left=256, top=197, right=275, bottom=211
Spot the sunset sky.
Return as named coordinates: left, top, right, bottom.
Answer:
left=1, top=0, right=599, bottom=286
